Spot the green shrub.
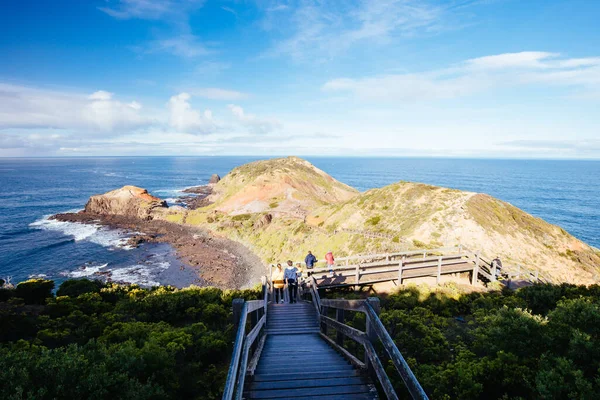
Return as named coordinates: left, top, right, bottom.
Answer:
left=413, top=239, right=427, bottom=248
left=366, top=215, right=381, bottom=226
left=57, top=279, right=104, bottom=298
left=15, top=279, right=54, bottom=305
left=231, top=213, right=252, bottom=221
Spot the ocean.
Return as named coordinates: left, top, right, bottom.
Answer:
left=1, top=157, right=599, bottom=287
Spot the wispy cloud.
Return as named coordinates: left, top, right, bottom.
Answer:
left=260, top=0, right=478, bottom=61
left=221, top=6, right=238, bottom=17
left=101, top=0, right=210, bottom=58
left=142, top=35, right=212, bottom=58
left=99, top=0, right=205, bottom=21
left=323, top=52, right=600, bottom=101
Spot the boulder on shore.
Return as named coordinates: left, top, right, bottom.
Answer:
left=209, top=174, right=221, bottom=184
left=84, top=186, right=167, bottom=220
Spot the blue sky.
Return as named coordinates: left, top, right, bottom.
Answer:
left=1, top=0, right=599, bottom=158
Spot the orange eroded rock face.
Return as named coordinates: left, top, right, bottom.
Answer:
left=84, top=185, right=167, bottom=220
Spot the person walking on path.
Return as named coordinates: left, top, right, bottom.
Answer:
left=304, top=251, right=317, bottom=277
left=492, top=256, right=503, bottom=279
left=325, top=251, right=335, bottom=277
left=284, top=260, right=299, bottom=303
left=272, top=264, right=285, bottom=303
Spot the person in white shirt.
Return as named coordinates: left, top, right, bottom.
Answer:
left=284, top=260, right=298, bottom=303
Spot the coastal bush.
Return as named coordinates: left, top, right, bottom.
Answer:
left=366, top=215, right=381, bottom=225
left=15, top=279, right=54, bottom=305
left=373, top=283, right=600, bottom=399
left=0, top=279, right=260, bottom=400
left=57, top=278, right=105, bottom=298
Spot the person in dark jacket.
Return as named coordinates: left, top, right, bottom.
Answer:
left=492, top=256, right=503, bottom=278
left=304, top=251, right=317, bottom=277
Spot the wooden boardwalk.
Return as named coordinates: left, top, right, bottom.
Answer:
left=244, top=302, right=378, bottom=400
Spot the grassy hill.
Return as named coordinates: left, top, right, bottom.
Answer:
left=160, top=157, right=599, bottom=284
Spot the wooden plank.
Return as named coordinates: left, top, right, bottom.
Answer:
left=247, top=333, right=266, bottom=376
left=271, top=394, right=377, bottom=400
left=246, top=314, right=266, bottom=346
left=320, top=315, right=368, bottom=344
left=246, top=383, right=373, bottom=399
left=319, top=332, right=366, bottom=370
left=222, top=300, right=247, bottom=400
left=249, top=376, right=367, bottom=391
left=252, top=369, right=362, bottom=382
left=363, top=340, right=399, bottom=400
left=336, top=308, right=345, bottom=346
left=247, top=300, right=265, bottom=314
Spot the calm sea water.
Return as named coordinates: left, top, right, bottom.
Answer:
left=1, top=157, right=598, bottom=286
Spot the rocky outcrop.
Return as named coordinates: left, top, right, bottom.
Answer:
left=254, top=213, right=272, bottom=229
left=84, top=186, right=167, bottom=220
left=209, top=174, right=221, bottom=184
left=207, top=156, right=359, bottom=216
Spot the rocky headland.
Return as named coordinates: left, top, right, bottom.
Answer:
left=54, top=156, right=600, bottom=287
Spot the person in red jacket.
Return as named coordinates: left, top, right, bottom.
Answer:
left=325, top=251, right=335, bottom=277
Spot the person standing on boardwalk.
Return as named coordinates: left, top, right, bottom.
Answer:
left=304, top=251, right=317, bottom=276
left=272, top=264, right=285, bottom=303
left=284, top=260, right=298, bottom=303
left=325, top=251, right=335, bottom=277
left=492, top=256, right=503, bottom=279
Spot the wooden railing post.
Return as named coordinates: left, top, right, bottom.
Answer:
left=336, top=308, right=345, bottom=346
left=436, top=256, right=442, bottom=285
left=398, top=259, right=403, bottom=285
left=355, top=265, right=360, bottom=287
left=471, top=253, right=479, bottom=285
left=365, top=297, right=381, bottom=374
left=232, top=298, right=244, bottom=336
left=321, top=306, right=328, bottom=336
left=491, top=260, right=497, bottom=282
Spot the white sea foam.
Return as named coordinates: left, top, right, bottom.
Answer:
left=110, top=262, right=169, bottom=286
left=28, top=273, right=48, bottom=279
left=64, top=263, right=108, bottom=278
left=30, top=215, right=131, bottom=249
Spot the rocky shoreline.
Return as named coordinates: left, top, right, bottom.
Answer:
left=51, top=177, right=265, bottom=289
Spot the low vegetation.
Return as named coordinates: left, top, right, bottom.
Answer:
left=0, top=279, right=259, bottom=400
left=334, top=283, right=600, bottom=399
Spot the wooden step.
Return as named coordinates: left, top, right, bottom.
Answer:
left=248, top=376, right=367, bottom=391
left=252, top=369, right=363, bottom=382
left=245, top=383, right=375, bottom=399
left=255, top=364, right=354, bottom=374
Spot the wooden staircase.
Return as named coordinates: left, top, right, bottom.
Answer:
left=222, top=278, right=428, bottom=400
left=244, top=302, right=378, bottom=399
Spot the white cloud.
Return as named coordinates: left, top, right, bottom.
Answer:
left=323, top=52, right=600, bottom=102
left=191, top=88, right=248, bottom=100
left=262, top=0, right=469, bottom=61
left=227, top=104, right=282, bottom=134
left=0, top=83, right=152, bottom=132
left=143, top=34, right=211, bottom=58
left=168, top=92, right=215, bottom=133
left=99, top=0, right=205, bottom=20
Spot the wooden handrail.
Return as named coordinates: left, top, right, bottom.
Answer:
left=364, top=301, right=428, bottom=399
left=312, top=297, right=429, bottom=399
left=222, top=300, right=248, bottom=400
left=222, top=276, right=271, bottom=400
